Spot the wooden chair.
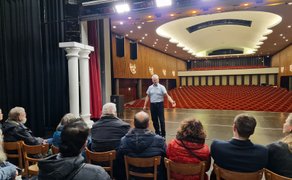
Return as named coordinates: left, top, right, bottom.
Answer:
left=51, top=145, right=59, bottom=154
left=22, top=142, right=49, bottom=177
left=3, top=141, right=24, bottom=169
left=265, top=169, right=292, bottom=180
left=213, top=164, right=264, bottom=180
left=124, top=155, right=161, bottom=180
left=85, top=147, right=116, bottom=178
left=164, top=157, right=206, bottom=180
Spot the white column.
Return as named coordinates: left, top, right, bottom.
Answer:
left=79, top=45, right=94, bottom=128
left=59, top=42, right=83, bottom=117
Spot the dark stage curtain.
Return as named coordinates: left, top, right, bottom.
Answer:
left=88, top=21, right=102, bottom=119
left=0, top=0, right=69, bottom=136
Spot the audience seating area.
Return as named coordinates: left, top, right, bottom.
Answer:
left=125, top=86, right=292, bottom=112
left=190, top=65, right=267, bottom=71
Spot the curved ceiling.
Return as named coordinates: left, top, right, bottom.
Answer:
left=156, top=11, right=282, bottom=57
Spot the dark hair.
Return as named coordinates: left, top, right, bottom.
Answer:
left=234, top=114, right=256, bottom=139
left=176, top=118, right=206, bottom=144
left=59, top=118, right=89, bottom=157
left=134, top=111, right=149, bottom=129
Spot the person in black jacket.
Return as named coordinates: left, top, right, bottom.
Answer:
left=2, top=107, right=44, bottom=145
left=37, top=118, right=110, bottom=180
left=90, top=102, right=130, bottom=152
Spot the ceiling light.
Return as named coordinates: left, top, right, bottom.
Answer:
left=288, top=2, right=292, bottom=5
left=119, top=21, right=124, bottom=25
left=137, top=26, right=142, bottom=29
left=113, top=26, right=116, bottom=29
left=170, top=14, right=175, bottom=17
left=141, top=22, right=145, bottom=24
left=283, top=36, right=286, bottom=39
left=154, top=42, right=157, bottom=44
left=191, top=10, right=197, bottom=14
left=274, top=43, right=277, bottom=46
left=128, top=17, right=132, bottom=20
left=216, top=7, right=222, bottom=10
left=115, top=3, right=130, bottom=13
left=142, top=37, right=145, bottom=39
left=288, top=25, right=291, bottom=28
left=243, top=3, right=249, bottom=6
left=130, top=30, right=133, bottom=33
left=153, top=45, right=155, bottom=47
left=145, top=34, right=148, bottom=36
left=156, top=39, right=159, bottom=41
left=148, top=15, right=152, bottom=18
left=280, top=34, right=283, bottom=36
left=155, top=0, right=172, bottom=7
left=174, top=51, right=177, bottom=53
left=125, top=34, right=129, bottom=36
left=139, top=40, right=142, bottom=42
left=166, top=44, right=168, bottom=46
left=286, top=39, right=289, bottom=42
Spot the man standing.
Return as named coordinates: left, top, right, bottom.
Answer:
left=211, top=114, right=268, bottom=176
left=143, top=74, right=176, bottom=138
left=91, top=102, right=130, bottom=152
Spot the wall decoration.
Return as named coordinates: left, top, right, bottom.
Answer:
left=129, top=63, right=136, bottom=74
left=149, top=66, right=154, bottom=75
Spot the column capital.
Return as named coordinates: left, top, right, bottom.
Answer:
left=79, top=49, right=92, bottom=60
left=65, top=47, right=81, bottom=58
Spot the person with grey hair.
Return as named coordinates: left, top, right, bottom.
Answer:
left=90, top=102, right=130, bottom=152
left=210, top=114, right=268, bottom=178
left=266, top=113, right=292, bottom=178
left=143, top=74, right=176, bottom=138
left=0, top=129, right=19, bottom=180
left=2, top=107, right=44, bottom=145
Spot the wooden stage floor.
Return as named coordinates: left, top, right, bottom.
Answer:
left=121, top=108, right=290, bottom=146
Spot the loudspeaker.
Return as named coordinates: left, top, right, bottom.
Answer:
left=110, top=95, right=124, bottom=115
left=116, top=36, right=124, bottom=57
left=130, top=41, right=137, bottom=60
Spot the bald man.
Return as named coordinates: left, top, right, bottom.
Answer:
left=117, top=111, right=166, bottom=179
left=143, top=74, right=176, bottom=138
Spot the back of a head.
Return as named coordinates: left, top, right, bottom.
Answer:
left=59, top=118, right=89, bottom=157
left=102, top=102, right=117, bottom=117
left=134, top=111, right=149, bottom=129
left=234, top=114, right=257, bottom=139
left=176, top=118, right=206, bottom=144
left=8, top=107, right=25, bottom=121
left=57, top=113, right=77, bottom=129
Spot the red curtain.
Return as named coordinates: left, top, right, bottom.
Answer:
left=88, top=21, right=102, bottom=119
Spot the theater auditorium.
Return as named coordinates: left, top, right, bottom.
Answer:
left=1, top=0, right=292, bottom=179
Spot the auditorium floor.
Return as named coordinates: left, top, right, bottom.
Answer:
left=121, top=108, right=290, bottom=146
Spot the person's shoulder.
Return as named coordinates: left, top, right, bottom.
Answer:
left=81, top=164, right=110, bottom=180
left=211, top=139, right=228, bottom=146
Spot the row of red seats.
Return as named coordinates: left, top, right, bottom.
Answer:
left=125, top=86, right=292, bottom=112
left=190, top=65, right=267, bottom=71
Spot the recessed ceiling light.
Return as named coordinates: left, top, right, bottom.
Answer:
left=154, top=42, right=157, bottom=44
left=166, top=44, right=169, bottom=46
left=174, top=51, right=177, bottom=53
left=139, top=40, right=142, bottom=42
left=286, top=39, right=289, bottom=42
left=165, top=49, right=167, bottom=51
left=274, top=43, right=277, bottom=46
left=216, top=7, right=222, bottom=10
left=283, top=36, right=286, bottom=39
left=128, top=17, right=132, bottom=20
left=280, top=34, right=283, bottom=36
left=243, top=3, right=249, bottom=6
left=137, top=26, right=142, bottom=29
left=170, top=13, right=175, bottom=17
left=113, top=26, right=116, bottom=29
left=155, top=0, right=172, bottom=8
left=141, top=22, right=145, bottom=24
left=288, top=2, right=292, bottom=5
left=191, top=10, right=197, bottom=14
left=145, top=33, right=148, bottom=36
left=125, top=34, right=129, bottom=36
left=130, top=30, right=133, bottom=33
left=115, top=3, right=130, bottom=14
left=153, top=45, right=155, bottom=47
left=156, top=39, right=159, bottom=41
left=288, top=25, right=291, bottom=28
left=142, top=37, right=145, bottom=39
left=148, top=15, right=152, bottom=18
left=119, top=21, right=124, bottom=25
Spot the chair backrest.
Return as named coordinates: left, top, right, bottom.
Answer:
left=164, top=157, right=206, bottom=180
left=124, top=155, right=161, bottom=180
left=51, top=145, right=59, bottom=154
left=213, top=164, right=264, bottom=180
left=3, top=141, right=24, bottom=169
left=22, top=142, right=49, bottom=177
left=85, top=147, right=116, bottom=178
left=265, top=169, right=292, bottom=180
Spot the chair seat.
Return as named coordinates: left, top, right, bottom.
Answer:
left=28, top=164, right=39, bottom=176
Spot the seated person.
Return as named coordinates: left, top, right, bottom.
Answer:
left=37, top=118, right=110, bottom=180
left=211, top=114, right=268, bottom=177
left=51, top=113, right=76, bottom=147
left=0, top=129, right=19, bottom=180
left=117, top=111, right=166, bottom=180
left=167, top=118, right=211, bottom=180
left=2, top=107, right=44, bottom=145
left=91, top=102, right=130, bottom=152
left=266, top=113, right=292, bottom=178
